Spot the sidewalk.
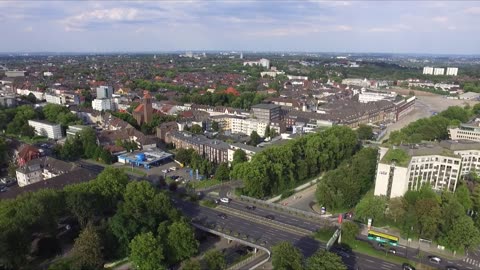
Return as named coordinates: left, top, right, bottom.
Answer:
left=360, top=225, right=465, bottom=260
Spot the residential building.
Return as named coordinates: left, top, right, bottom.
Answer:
left=374, top=140, right=480, bottom=198
left=251, top=103, right=281, bottom=122
left=459, top=92, right=480, bottom=100
left=156, top=121, right=179, bottom=143
left=45, top=94, right=67, bottom=105
left=96, top=86, right=114, bottom=99
left=28, top=120, right=63, bottom=139
left=5, top=70, right=26, bottom=77
left=446, top=67, right=459, bottom=76
left=434, top=68, right=445, bottom=76
left=231, top=117, right=269, bottom=137
left=43, top=71, right=53, bottom=77
left=17, top=144, right=41, bottom=166
left=243, top=58, right=270, bottom=68
left=16, top=156, right=75, bottom=187
left=422, top=67, right=434, bottom=75
left=449, top=122, right=480, bottom=142
left=66, top=125, right=89, bottom=138
left=227, top=143, right=261, bottom=164
left=0, top=96, right=16, bottom=108
left=358, top=90, right=396, bottom=103
left=168, top=131, right=229, bottom=163
left=92, top=98, right=114, bottom=111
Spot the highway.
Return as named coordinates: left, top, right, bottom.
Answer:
left=174, top=198, right=403, bottom=270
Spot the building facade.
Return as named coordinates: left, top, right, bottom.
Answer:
left=96, top=86, right=114, bottom=99
left=92, top=98, right=114, bottom=111
left=251, top=103, right=281, bottom=122
left=449, top=123, right=480, bottom=142
left=446, top=67, right=458, bottom=76
left=168, top=131, right=229, bottom=164
left=28, top=120, right=63, bottom=139
left=434, top=68, right=445, bottom=76
left=423, top=67, right=434, bottom=75
left=374, top=140, right=480, bottom=198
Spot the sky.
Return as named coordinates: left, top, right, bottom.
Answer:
left=1, top=0, right=480, bottom=54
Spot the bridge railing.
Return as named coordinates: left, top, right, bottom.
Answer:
left=237, top=195, right=335, bottom=227
left=191, top=223, right=271, bottom=270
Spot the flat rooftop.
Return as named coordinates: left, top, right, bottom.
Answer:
left=118, top=149, right=173, bottom=165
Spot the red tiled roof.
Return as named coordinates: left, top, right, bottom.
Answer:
left=224, top=87, right=240, bottom=96
left=134, top=104, right=144, bottom=113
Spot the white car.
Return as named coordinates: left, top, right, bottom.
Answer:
left=220, top=197, right=230, bottom=203
left=170, top=167, right=177, bottom=171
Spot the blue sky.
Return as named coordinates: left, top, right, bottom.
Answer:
left=1, top=1, right=479, bottom=54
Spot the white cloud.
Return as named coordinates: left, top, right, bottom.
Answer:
left=464, top=6, right=480, bottom=14
left=62, top=7, right=141, bottom=30
left=367, top=24, right=410, bottom=33
left=23, top=26, right=33, bottom=32
left=432, top=16, right=448, bottom=23
left=249, top=24, right=352, bottom=37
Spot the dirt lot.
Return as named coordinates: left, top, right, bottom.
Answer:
left=382, top=94, right=479, bottom=140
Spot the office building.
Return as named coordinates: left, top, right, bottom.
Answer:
left=251, top=103, right=281, bottom=122
left=5, top=70, right=26, bottom=77
left=374, top=140, right=480, bottom=198
left=96, top=86, right=114, bottom=99
left=28, top=120, right=63, bottom=139
left=449, top=122, right=480, bottom=142
left=231, top=117, right=269, bottom=137
left=92, top=98, right=114, bottom=111
left=45, top=94, right=67, bottom=105
left=422, top=67, right=434, bottom=75
left=434, top=68, right=445, bottom=76
left=446, top=67, right=458, bottom=76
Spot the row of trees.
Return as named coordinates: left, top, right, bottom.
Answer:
left=179, top=91, right=267, bottom=110
left=231, top=126, right=358, bottom=198
left=0, top=168, right=199, bottom=269
left=389, top=105, right=480, bottom=145
left=131, top=79, right=190, bottom=93
left=316, top=147, right=378, bottom=211
left=353, top=184, right=480, bottom=253
left=271, top=242, right=346, bottom=270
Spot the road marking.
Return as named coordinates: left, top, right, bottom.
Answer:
left=366, top=259, right=375, bottom=263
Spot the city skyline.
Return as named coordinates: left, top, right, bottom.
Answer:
left=1, top=1, right=480, bottom=54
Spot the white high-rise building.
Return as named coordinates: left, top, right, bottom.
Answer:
left=92, top=98, right=114, bottom=111
left=446, top=67, right=458, bottom=76
left=96, top=86, right=113, bottom=99
left=422, top=67, right=434, bottom=75
left=434, top=68, right=445, bottom=76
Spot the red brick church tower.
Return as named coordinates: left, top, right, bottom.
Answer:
left=133, top=91, right=153, bottom=125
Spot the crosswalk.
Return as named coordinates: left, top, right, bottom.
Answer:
left=463, top=257, right=480, bottom=268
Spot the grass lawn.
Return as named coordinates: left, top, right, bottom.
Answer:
left=314, top=227, right=336, bottom=242
left=192, top=179, right=221, bottom=189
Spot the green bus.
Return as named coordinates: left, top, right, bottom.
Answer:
left=367, top=230, right=399, bottom=246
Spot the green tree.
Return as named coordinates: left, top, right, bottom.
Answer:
left=455, top=184, right=473, bottom=211
left=231, top=149, right=248, bottom=169
left=129, top=232, right=166, bottom=270
left=415, top=198, right=441, bottom=239
left=248, top=131, right=262, bottom=146
left=215, top=163, right=230, bottom=182
left=305, top=250, right=346, bottom=270
left=445, top=216, right=480, bottom=251
left=190, top=124, right=203, bottom=134
left=355, top=193, right=387, bottom=224
left=167, top=220, right=199, bottom=262
left=386, top=197, right=406, bottom=223
left=175, top=148, right=195, bottom=165
left=341, top=221, right=359, bottom=244
left=212, top=121, right=220, bottom=131
left=271, top=242, right=304, bottom=270
left=48, top=259, right=74, bottom=270
left=71, top=224, right=103, bottom=270
left=203, top=249, right=226, bottom=270
left=181, top=258, right=201, bottom=270
left=356, top=124, right=373, bottom=140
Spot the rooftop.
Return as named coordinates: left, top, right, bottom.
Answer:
left=251, top=103, right=280, bottom=110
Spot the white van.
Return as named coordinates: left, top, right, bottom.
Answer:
left=220, top=197, right=230, bottom=203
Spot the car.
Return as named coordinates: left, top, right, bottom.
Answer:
left=169, top=167, right=177, bottom=171
left=265, top=215, right=275, bottom=220
left=445, top=266, right=459, bottom=270
left=245, top=205, right=256, bottom=210
left=428, top=256, right=441, bottom=264
left=170, top=175, right=179, bottom=180
left=218, top=213, right=227, bottom=220
left=388, top=248, right=396, bottom=254
left=161, top=169, right=168, bottom=173
left=220, top=197, right=230, bottom=203
left=402, top=263, right=415, bottom=270
left=0, top=186, right=7, bottom=193
left=321, top=206, right=326, bottom=214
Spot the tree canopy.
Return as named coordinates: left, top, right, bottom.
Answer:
left=271, top=242, right=304, bottom=270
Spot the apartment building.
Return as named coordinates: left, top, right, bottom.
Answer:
left=449, top=122, right=480, bottom=142
left=96, top=86, right=114, bottom=99
left=28, top=120, right=63, bottom=139
left=446, top=67, right=458, bottom=76
left=374, top=140, right=480, bottom=198
left=168, top=131, right=229, bottom=163
left=423, top=67, right=434, bottom=75
left=45, top=94, right=67, bottom=105
left=434, top=68, right=445, bottom=76
left=92, top=98, right=114, bottom=111
left=251, top=103, right=281, bottom=122
left=66, top=125, right=89, bottom=138
left=227, top=143, right=261, bottom=164
left=16, top=156, right=75, bottom=187
left=231, top=117, right=269, bottom=137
